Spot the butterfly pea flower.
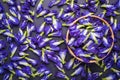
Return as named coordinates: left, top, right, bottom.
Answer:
left=44, top=26, right=53, bottom=35
left=3, top=63, right=15, bottom=74
left=20, top=20, right=28, bottom=30
left=21, top=3, right=31, bottom=14
left=58, top=50, right=67, bottom=64
left=83, top=40, right=93, bottom=50
left=0, top=29, right=6, bottom=35
left=56, top=72, right=69, bottom=80
left=15, top=30, right=27, bottom=44
left=55, top=64, right=65, bottom=73
left=98, top=10, right=106, bottom=18
left=90, top=33, right=98, bottom=44
left=9, top=7, right=18, bottom=17
left=18, top=60, right=36, bottom=72
left=26, top=24, right=35, bottom=37
left=112, top=19, right=117, bottom=31
left=19, top=52, right=29, bottom=57
left=57, top=0, right=66, bottom=7
left=45, top=46, right=60, bottom=51
left=18, top=60, right=32, bottom=67
left=101, top=4, right=116, bottom=10
left=103, top=37, right=111, bottom=47
left=112, top=52, right=118, bottom=63
left=87, top=72, right=102, bottom=80
left=12, top=62, right=22, bottom=69
left=52, top=16, right=62, bottom=30
left=36, top=0, right=44, bottom=13
left=47, top=54, right=63, bottom=68
left=23, top=15, right=34, bottom=22
left=61, top=12, right=74, bottom=21
left=111, top=68, right=120, bottom=77
left=71, top=66, right=84, bottom=76
left=44, top=10, right=58, bottom=17
left=10, top=43, right=17, bottom=58
left=36, top=22, right=46, bottom=33
left=3, top=0, right=16, bottom=6
left=88, top=6, right=97, bottom=13
left=0, top=2, right=4, bottom=13
left=26, top=38, right=36, bottom=49
left=38, top=38, right=52, bottom=48
left=1, top=17, right=11, bottom=29
left=79, top=3, right=88, bottom=8
left=50, top=40, right=64, bottom=47
left=48, top=0, right=60, bottom=8
left=0, top=67, right=4, bottom=74
left=63, top=6, right=73, bottom=13
left=117, top=58, right=120, bottom=68
left=68, top=37, right=75, bottom=46
left=70, top=29, right=80, bottom=37
left=33, top=65, right=48, bottom=76
left=72, top=62, right=81, bottom=69
left=41, top=73, right=52, bottom=80
left=16, top=69, right=30, bottom=78
left=102, top=74, right=117, bottom=80
left=29, top=48, right=41, bottom=56
left=3, top=73, right=11, bottom=80
left=3, top=30, right=14, bottom=38
left=44, top=17, right=52, bottom=24
left=27, top=0, right=37, bottom=7
left=0, top=39, right=6, bottom=49
left=57, top=8, right=64, bottom=19
left=37, top=9, right=49, bottom=18
left=25, top=57, right=38, bottom=66
left=11, top=56, right=25, bottom=61
left=40, top=48, right=49, bottom=63
left=19, top=44, right=29, bottom=52
left=65, top=58, right=75, bottom=70
left=103, top=59, right=114, bottom=71
left=6, top=13, right=19, bottom=25
left=70, top=4, right=80, bottom=12
left=22, top=66, right=32, bottom=75
left=18, top=77, right=28, bottom=80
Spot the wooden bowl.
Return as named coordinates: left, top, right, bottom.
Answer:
left=66, top=15, right=114, bottom=63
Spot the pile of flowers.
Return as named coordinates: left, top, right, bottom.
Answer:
left=0, top=0, right=120, bottom=80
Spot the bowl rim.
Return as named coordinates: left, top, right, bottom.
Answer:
left=66, top=15, right=115, bottom=63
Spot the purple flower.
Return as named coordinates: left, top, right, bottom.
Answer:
left=6, top=13, right=19, bottom=25
left=11, top=56, right=24, bottom=61
left=56, top=72, right=69, bottom=80
left=3, top=73, right=10, bottom=80
left=48, top=0, right=60, bottom=8
left=44, top=25, right=52, bottom=35
left=16, top=69, right=30, bottom=78
left=25, top=57, right=38, bottom=66
left=44, top=17, right=52, bottom=24
left=52, top=16, right=62, bottom=30
left=71, top=66, right=84, bottom=76
left=65, top=58, right=75, bottom=70
left=22, top=66, right=32, bottom=75
left=0, top=40, right=6, bottom=49
left=0, top=67, right=4, bottom=74
left=3, top=0, right=16, bottom=6
left=0, top=3, right=4, bottom=13
left=19, top=44, right=29, bottom=52
left=57, top=0, right=66, bottom=7
left=36, top=22, right=46, bottom=33
left=27, top=0, right=37, bottom=7
left=48, top=30, right=62, bottom=37
left=20, top=20, right=28, bottom=30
